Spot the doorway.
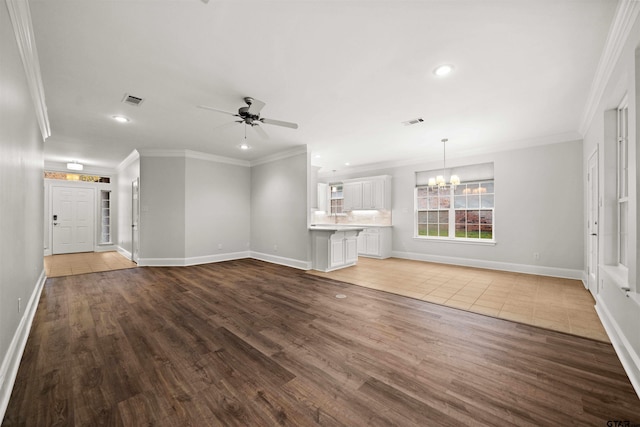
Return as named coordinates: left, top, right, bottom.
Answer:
left=51, top=186, right=95, bottom=254
left=587, top=149, right=599, bottom=294
left=131, top=178, right=140, bottom=262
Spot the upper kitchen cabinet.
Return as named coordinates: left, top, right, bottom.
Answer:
left=343, top=175, right=391, bottom=211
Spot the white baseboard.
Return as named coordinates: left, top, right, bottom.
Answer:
left=391, top=250, right=583, bottom=280
left=94, top=244, right=117, bottom=253
left=116, top=245, right=132, bottom=261
left=0, top=269, right=46, bottom=422
left=137, top=251, right=251, bottom=267
left=137, top=251, right=311, bottom=270
left=595, top=295, right=640, bottom=399
left=184, top=252, right=251, bottom=266
left=250, top=251, right=312, bottom=270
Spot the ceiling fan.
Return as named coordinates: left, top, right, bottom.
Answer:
left=197, top=97, right=298, bottom=139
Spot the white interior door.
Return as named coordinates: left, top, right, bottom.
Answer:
left=587, top=149, right=599, bottom=294
left=52, top=186, right=95, bottom=254
left=131, top=178, right=140, bottom=262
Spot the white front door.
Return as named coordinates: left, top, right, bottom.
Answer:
left=52, top=186, right=95, bottom=254
left=587, top=149, right=599, bottom=294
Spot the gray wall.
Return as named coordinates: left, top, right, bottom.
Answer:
left=185, top=157, right=250, bottom=258
left=251, top=152, right=310, bottom=266
left=137, top=153, right=251, bottom=263
left=139, top=156, right=186, bottom=260
left=581, top=8, right=640, bottom=393
left=0, top=1, right=44, bottom=414
left=323, top=139, right=584, bottom=275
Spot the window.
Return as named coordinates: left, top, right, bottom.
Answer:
left=100, top=190, right=111, bottom=244
left=416, top=180, right=495, bottom=241
left=416, top=186, right=450, bottom=237
left=44, top=171, right=110, bottom=183
left=617, top=101, right=628, bottom=267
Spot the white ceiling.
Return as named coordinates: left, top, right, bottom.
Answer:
left=30, top=0, right=617, bottom=173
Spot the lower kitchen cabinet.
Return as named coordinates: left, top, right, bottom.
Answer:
left=311, top=228, right=362, bottom=272
left=357, top=227, right=392, bottom=259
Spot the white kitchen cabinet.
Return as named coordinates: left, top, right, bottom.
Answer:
left=311, top=227, right=363, bottom=271
left=342, top=175, right=391, bottom=211
left=343, top=182, right=363, bottom=211
left=357, top=227, right=392, bottom=258
left=345, top=235, right=358, bottom=264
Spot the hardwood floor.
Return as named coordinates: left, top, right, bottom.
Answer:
left=3, top=259, right=639, bottom=426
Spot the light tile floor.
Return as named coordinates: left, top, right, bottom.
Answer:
left=308, top=257, right=609, bottom=342
left=44, top=251, right=137, bottom=277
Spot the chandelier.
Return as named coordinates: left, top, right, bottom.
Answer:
left=428, top=138, right=460, bottom=189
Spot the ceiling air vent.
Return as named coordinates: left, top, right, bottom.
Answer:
left=122, top=94, right=144, bottom=106
left=402, top=117, right=424, bottom=126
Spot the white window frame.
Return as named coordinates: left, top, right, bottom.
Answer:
left=415, top=180, right=495, bottom=243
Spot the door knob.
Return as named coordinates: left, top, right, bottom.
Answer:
left=590, top=233, right=597, bottom=236
left=53, top=222, right=59, bottom=226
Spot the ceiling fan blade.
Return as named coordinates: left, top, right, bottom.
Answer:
left=260, top=117, right=298, bottom=129
left=252, top=124, right=269, bottom=139
left=197, top=104, right=238, bottom=117
left=246, top=98, right=266, bottom=115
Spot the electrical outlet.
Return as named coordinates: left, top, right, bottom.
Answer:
left=18, top=298, right=21, bottom=314
left=274, top=244, right=278, bottom=252
left=533, top=252, right=540, bottom=260
left=218, top=243, right=223, bottom=250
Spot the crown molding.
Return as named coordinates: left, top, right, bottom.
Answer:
left=184, top=149, right=250, bottom=167
left=317, top=132, right=581, bottom=179
left=116, top=150, right=140, bottom=172
left=579, top=0, right=640, bottom=135
left=136, top=148, right=251, bottom=167
left=250, top=145, right=308, bottom=167
left=6, top=0, right=50, bottom=141
left=134, top=146, right=308, bottom=168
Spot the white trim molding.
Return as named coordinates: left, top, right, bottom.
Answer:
left=595, top=296, right=640, bottom=399
left=5, top=0, right=50, bottom=141
left=0, top=269, right=46, bottom=421
left=250, top=146, right=308, bottom=167
left=117, top=150, right=140, bottom=172
left=137, top=251, right=251, bottom=267
left=250, top=251, right=312, bottom=270
left=137, top=148, right=251, bottom=167
left=138, top=252, right=312, bottom=271
left=579, top=0, right=640, bottom=135
left=117, top=245, right=132, bottom=261
left=392, top=250, right=583, bottom=280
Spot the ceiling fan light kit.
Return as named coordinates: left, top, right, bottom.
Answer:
left=197, top=96, right=298, bottom=140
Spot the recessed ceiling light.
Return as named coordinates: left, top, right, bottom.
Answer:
left=345, top=162, right=350, bottom=166
left=433, top=64, right=454, bottom=77
left=239, top=143, right=251, bottom=150
left=112, top=115, right=130, bottom=123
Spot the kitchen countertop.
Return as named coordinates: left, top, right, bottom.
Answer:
left=309, top=224, right=392, bottom=229
left=308, top=225, right=366, bottom=231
